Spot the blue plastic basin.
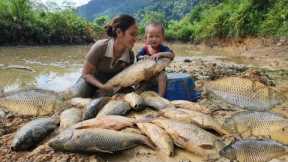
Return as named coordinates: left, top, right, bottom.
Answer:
left=164, top=73, right=201, bottom=102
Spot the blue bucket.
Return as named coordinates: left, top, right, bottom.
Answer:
left=164, top=73, right=201, bottom=102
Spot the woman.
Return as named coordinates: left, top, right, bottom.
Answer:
left=75, top=15, right=138, bottom=98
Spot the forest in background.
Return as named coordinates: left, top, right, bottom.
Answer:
left=0, top=0, right=287, bottom=45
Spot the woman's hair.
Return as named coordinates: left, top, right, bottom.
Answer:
left=105, top=15, right=136, bottom=38
left=145, top=22, right=165, bottom=36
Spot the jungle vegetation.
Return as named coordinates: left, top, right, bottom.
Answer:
left=0, top=0, right=287, bottom=45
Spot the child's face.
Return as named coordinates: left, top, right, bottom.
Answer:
left=145, top=25, right=164, bottom=48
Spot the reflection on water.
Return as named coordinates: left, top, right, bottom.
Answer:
left=0, top=45, right=88, bottom=92
left=35, top=71, right=81, bottom=92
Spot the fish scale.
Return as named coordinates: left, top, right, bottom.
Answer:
left=152, top=118, right=225, bottom=160
left=49, top=128, right=154, bottom=153
left=96, top=100, right=131, bottom=118
left=0, top=88, right=64, bottom=116
left=220, top=139, right=288, bottom=162
left=205, top=77, right=286, bottom=111
left=104, top=58, right=171, bottom=89
left=223, top=111, right=288, bottom=144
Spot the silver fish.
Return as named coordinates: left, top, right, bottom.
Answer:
left=11, top=117, right=59, bottom=151
left=82, top=97, right=110, bottom=120
left=220, top=139, right=288, bottom=162
left=96, top=100, right=131, bottom=118
left=48, top=128, right=155, bottom=153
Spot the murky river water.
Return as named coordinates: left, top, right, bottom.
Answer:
left=0, top=43, right=287, bottom=93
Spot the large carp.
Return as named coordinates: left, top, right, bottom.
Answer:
left=204, top=77, right=286, bottom=111
left=72, top=115, right=136, bottom=130
left=220, top=139, right=288, bottom=162
left=104, top=58, right=171, bottom=90
left=0, top=88, right=65, bottom=116
left=48, top=128, right=155, bottom=153
left=223, top=111, right=288, bottom=144
left=11, top=117, right=59, bottom=151
left=60, top=108, right=82, bottom=130
left=140, top=91, right=171, bottom=110
left=96, top=100, right=131, bottom=118
left=160, top=107, right=228, bottom=135
left=152, top=118, right=225, bottom=160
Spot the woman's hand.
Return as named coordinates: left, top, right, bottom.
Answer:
left=101, top=84, right=114, bottom=92
left=97, top=84, right=115, bottom=96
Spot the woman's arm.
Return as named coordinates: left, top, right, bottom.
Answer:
left=82, top=61, right=105, bottom=89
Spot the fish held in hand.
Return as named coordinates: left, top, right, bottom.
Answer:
left=104, top=58, right=171, bottom=90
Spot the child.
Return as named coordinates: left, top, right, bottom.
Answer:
left=137, top=22, right=175, bottom=97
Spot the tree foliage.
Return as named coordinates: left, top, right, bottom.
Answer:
left=166, top=0, right=288, bottom=41
left=0, top=0, right=103, bottom=45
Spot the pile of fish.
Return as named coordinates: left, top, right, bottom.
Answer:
left=1, top=73, right=288, bottom=161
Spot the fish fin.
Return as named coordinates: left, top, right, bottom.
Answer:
left=135, top=114, right=160, bottom=123
left=112, top=86, right=122, bottom=94
left=74, top=125, right=95, bottom=130
left=87, top=146, right=113, bottom=154
left=142, top=137, right=156, bottom=150
left=175, top=135, right=189, bottom=147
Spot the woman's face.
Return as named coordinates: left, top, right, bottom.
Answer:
left=117, top=24, right=138, bottom=49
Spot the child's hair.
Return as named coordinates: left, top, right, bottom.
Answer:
left=145, top=22, right=165, bottom=36
left=105, top=15, right=136, bottom=38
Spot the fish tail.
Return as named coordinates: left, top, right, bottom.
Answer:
left=141, top=136, right=156, bottom=150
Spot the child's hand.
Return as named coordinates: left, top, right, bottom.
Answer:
left=151, top=53, right=162, bottom=61
left=138, top=55, right=150, bottom=60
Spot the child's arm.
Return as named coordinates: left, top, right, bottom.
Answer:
left=151, top=51, right=175, bottom=60
left=151, top=45, right=175, bottom=60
